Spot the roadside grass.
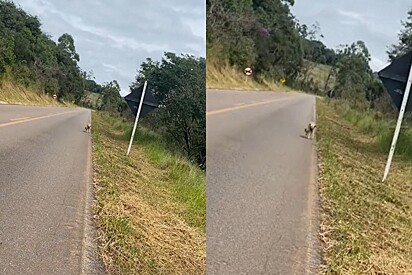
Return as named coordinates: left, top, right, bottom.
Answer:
left=329, top=100, right=412, bottom=160
left=91, top=112, right=205, bottom=274
left=206, top=60, right=295, bottom=92
left=0, top=80, right=69, bottom=106
left=316, top=98, right=412, bottom=274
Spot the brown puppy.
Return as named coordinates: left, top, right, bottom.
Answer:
left=304, top=121, right=316, bottom=139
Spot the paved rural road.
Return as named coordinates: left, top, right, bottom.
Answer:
left=206, top=89, right=320, bottom=275
left=0, top=105, right=104, bottom=274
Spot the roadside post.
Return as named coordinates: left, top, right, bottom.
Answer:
left=378, top=50, right=412, bottom=182
left=124, top=81, right=158, bottom=156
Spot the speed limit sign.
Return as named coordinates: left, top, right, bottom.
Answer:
left=244, top=67, right=252, bottom=76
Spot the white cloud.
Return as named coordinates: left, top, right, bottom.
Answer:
left=337, top=10, right=365, bottom=22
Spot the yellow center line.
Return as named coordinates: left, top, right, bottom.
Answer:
left=206, top=97, right=293, bottom=116
left=0, top=110, right=79, bottom=128
left=10, top=117, right=31, bottom=121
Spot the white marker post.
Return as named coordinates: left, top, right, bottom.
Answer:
left=382, top=63, right=412, bottom=182
left=126, top=80, right=148, bottom=156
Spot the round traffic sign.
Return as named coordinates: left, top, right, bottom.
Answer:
left=244, top=67, right=252, bottom=76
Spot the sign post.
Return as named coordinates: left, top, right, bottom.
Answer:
left=381, top=63, right=412, bottom=182
left=126, top=81, right=147, bottom=156
left=124, top=80, right=159, bottom=156
left=378, top=50, right=412, bottom=182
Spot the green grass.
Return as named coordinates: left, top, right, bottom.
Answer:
left=328, top=100, right=412, bottom=160
left=92, top=112, right=205, bottom=275
left=317, top=98, right=412, bottom=274
left=124, top=126, right=206, bottom=230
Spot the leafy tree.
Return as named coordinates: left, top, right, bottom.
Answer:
left=100, top=80, right=124, bottom=112
left=0, top=28, right=15, bottom=73
left=298, top=22, right=323, bottom=89
left=207, top=0, right=256, bottom=66
left=334, top=41, right=383, bottom=107
left=54, top=33, right=84, bottom=102
left=366, top=78, right=385, bottom=108
left=131, top=53, right=206, bottom=168
left=57, top=33, right=80, bottom=63
left=387, top=8, right=412, bottom=61
left=251, top=0, right=303, bottom=80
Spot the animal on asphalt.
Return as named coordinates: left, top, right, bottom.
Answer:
left=85, top=123, right=91, bottom=133
left=304, top=121, right=316, bottom=139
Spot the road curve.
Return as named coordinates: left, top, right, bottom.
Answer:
left=206, top=89, right=321, bottom=274
left=0, top=105, right=104, bottom=274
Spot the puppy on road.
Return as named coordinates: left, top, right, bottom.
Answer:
left=85, top=123, right=91, bottom=133
left=304, top=121, right=316, bottom=139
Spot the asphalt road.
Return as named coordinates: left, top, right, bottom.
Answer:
left=0, top=105, right=103, bottom=274
left=206, top=89, right=320, bottom=275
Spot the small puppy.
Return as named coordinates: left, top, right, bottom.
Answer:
left=304, top=121, right=316, bottom=139
left=85, top=123, right=91, bottom=133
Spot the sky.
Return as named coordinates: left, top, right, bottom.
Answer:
left=13, top=0, right=206, bottom=96
left=291, top=0, right=412, bottom=72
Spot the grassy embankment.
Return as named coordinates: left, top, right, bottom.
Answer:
left=91, top=112, right=206, bottom=274
left=0, top=78, right=68, bottom=106
left=317, top=99, right=412, bottom=274
left=206, top=59, right=295, bottom=91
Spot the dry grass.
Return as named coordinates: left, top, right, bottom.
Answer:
left=206, top=60, right=295, bottom=92
left=0, top=80, right=68, bottom=106
left=91, top=113, right=206, bottom=274
left=316, top=99, right=412, bottom=274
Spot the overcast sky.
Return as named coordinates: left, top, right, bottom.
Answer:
left=14, top=0, right=206, bottom=96
left=291, top=0, right=412, bottom=72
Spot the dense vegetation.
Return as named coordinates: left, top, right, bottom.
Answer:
left=132, top=53, right=206, bottom=168
left=207, top=0, right=336, bottom=80
left=206, top=0, right=394, bottom=113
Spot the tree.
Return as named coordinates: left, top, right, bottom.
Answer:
left=334, top=41, right=383, bottom=107
left=366, top=78, right=385, bottom=108
left=131, top=52, right=206, bottom=168
left=251, top=0, right=303, bottom=80
left=387, top=8, right=412, bottom=61
left=55, top=33, right=83, bottom=102
left=0, top=28, right=15, bottom=73
left=101, top=80, right=124, bottom=112
left=298, top=22, right=324, bottom=90
left=57, top=33, right=80, bottom=63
